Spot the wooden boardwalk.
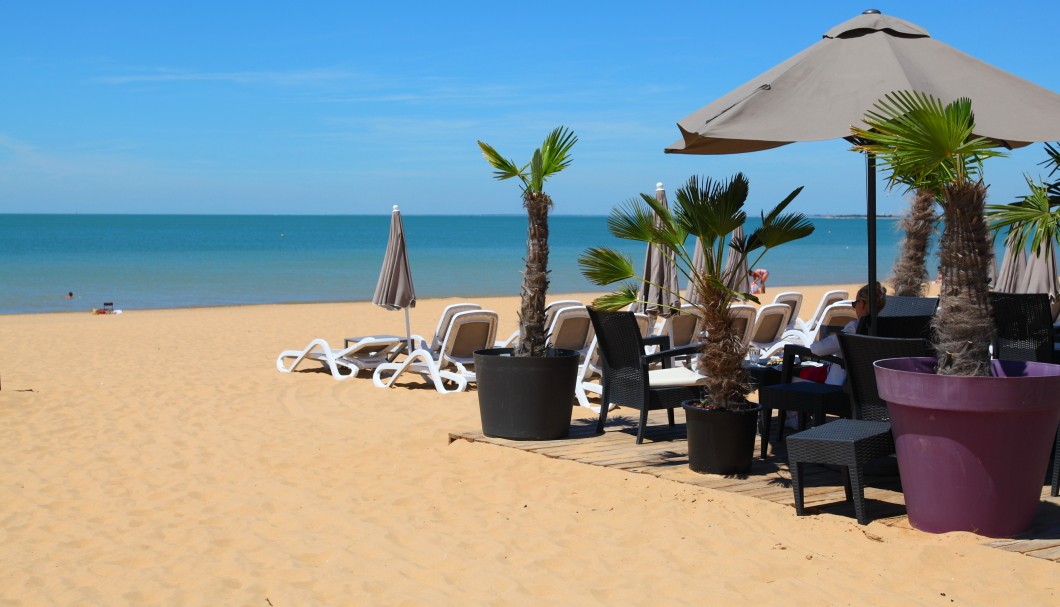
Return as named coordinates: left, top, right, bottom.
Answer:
left=450, top=408, right=1060, bottom=564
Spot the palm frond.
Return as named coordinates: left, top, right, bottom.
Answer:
left=987, top=176, right=1060, bottom=253
left=591, top=286, right=639, bottom=311
left=538, top=126, right=577, bottom=180
left=850, top=91, right=1005, bottom=197
left=606, top=197, right=657, bottom=243
left=477, top=140, right=527, bottom=185
left=578, top=247, right=635, bottom=286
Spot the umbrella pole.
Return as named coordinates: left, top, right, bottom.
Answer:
left=866, top=152, right=879, bottom=335
left=403, top=307, right=413, bottom=355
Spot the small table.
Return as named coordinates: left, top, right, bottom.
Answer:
left=742, top=361, right=783, bottom=389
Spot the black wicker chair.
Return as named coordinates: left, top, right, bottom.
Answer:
left=787, top=334, right=930, bottom=525
left=587, top=308, right=706, bottom=444
left=876, top=296, right=938, bottom=342
left=989, top=292, right=1055, bottom=363
left=988, top=291, right=1059, bottom=496
left=757, top=344, right=849, bottom=458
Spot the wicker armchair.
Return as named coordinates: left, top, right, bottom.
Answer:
left=587, top=308, right=707, bottom=444
left=787, top=334, right=930, bottom=525
left=989, top=292, right=1055, bottom=363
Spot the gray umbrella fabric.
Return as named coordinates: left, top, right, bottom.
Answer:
left=686, top=228, right=748, bottom=307
left=993, top=237, right=1028, bottom=293
left=634, top=182, right=681, bottom=318
left=1021, top=243, right=1060, bottom=301
left=373, top=205, right=417, bottom=350
left=665, top=9, right=1060, bottom=323
left=666, top=11, right=1060, bottom=155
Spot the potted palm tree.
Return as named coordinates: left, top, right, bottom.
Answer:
left=579, top=173, right=814, bottom=474
left=851, top=92, right=1060, bottom=537
left=473, top=127, right=582, bottom=440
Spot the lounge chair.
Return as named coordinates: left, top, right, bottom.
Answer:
left=748, top=303, right=792, bottom=358
left=782, top=300, right=857, bottom=347
left=276, top=335, right=405, bottom=380
left=655, top=304, right=704, bottom=367
left=771, top=291, right=804, bottom=330
left=496, top=299, right=584, bottom=348
left=730, top=304, right=757, bottom=349
left=795, top=290, right=849, bottom=334
left=373, top=310, right=499, bottom=393
left=414, top=302, right=482, bottom=353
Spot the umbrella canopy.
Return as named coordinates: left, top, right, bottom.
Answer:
left=993, top=236, right=1028, bottom=293
left=372, top=205, right=417, bottom=350
left=634, top=182, right=681, bottom=318
left=666, top=11, right=1060, bottom=155
left=666, top=9, right=1060, bottom=323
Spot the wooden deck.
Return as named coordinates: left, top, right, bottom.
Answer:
left=450, top=408, right=1060, bottom=564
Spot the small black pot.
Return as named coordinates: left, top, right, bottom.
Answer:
left=683, top=401, right=762, bottom=475
left=474, top=347, right=580, bottom=440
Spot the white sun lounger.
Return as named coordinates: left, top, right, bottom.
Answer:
left=276, top=335, right=405, bottom=380
left=373, top=310, right=499, bottom=394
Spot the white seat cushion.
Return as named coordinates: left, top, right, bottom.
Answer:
left=648, top=366, right=709, bottom=388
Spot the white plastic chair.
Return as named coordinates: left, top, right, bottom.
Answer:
left=277, top=336, right=404, bottom=380
left=748, top=303, right=792, bottom=358
left=772, top=291, right=804, bottom=330
left=795, top=290, right=849, bottom=335
left=729, top=304, right=758, bottom=350
left=782, top=300, right=857, bottom=347
left=373, top=310, right=499, bottom=393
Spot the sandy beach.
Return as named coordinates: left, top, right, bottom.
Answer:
left=2, top=283, right=1056, bottom=606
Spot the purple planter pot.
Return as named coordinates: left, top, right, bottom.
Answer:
left=874, top=357, right=1060, bottom=537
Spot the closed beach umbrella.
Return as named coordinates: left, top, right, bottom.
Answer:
left=993, top=236, right=1028, bottom=293
left=687, top=226, right=749, bottom=307
left=373, top=205, right=417, bottom=351
left=666, top=9, right=1060, bottom=321
left=634, top=182, right=681, bottom=318
left=1021, top=242, right=1060, bottom=302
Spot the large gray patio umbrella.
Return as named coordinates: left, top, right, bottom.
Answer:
left=372, top=205, right=417, bottom=352
left=634, top=182, right=681, bottom=318
left=666, top=9, right=1060, bottom=323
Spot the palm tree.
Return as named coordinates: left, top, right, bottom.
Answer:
left=987, top=142, right=1060, bottom=255
left=579, top=173, right=813, bottom=408
left=890, top=189, right=938, bottom=297
left=851, top=91, right=1006, bottom=376
left=478, top=127, right=577, bottom=357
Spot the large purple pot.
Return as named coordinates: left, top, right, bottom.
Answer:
left=875, top=357, right=1060, bottom=537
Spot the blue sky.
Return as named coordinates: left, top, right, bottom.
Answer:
left=2, top=1, right=1058, bottom=216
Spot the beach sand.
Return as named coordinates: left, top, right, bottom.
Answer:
left=1, top=283, right=1055, bottom=606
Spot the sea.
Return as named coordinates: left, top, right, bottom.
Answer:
left=1, top=214, right=943, bottom=315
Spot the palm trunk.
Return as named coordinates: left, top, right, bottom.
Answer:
left=933, top=182, right=995, bottom=376
left=891, top=189, right=937, bottom=297
left=694, top=281, right=750, bottom=405
left=517, top=190, right=551, bottom=357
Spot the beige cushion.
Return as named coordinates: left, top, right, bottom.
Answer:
left=648, top=366, right=709, bottom=388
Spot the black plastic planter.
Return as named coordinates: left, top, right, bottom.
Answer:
left=474, top=348, right=580, bottom=440
left=683, top=402, right=761, bottom=475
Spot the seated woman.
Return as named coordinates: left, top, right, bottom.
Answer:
left=806, top=282, right=887, bottom=386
